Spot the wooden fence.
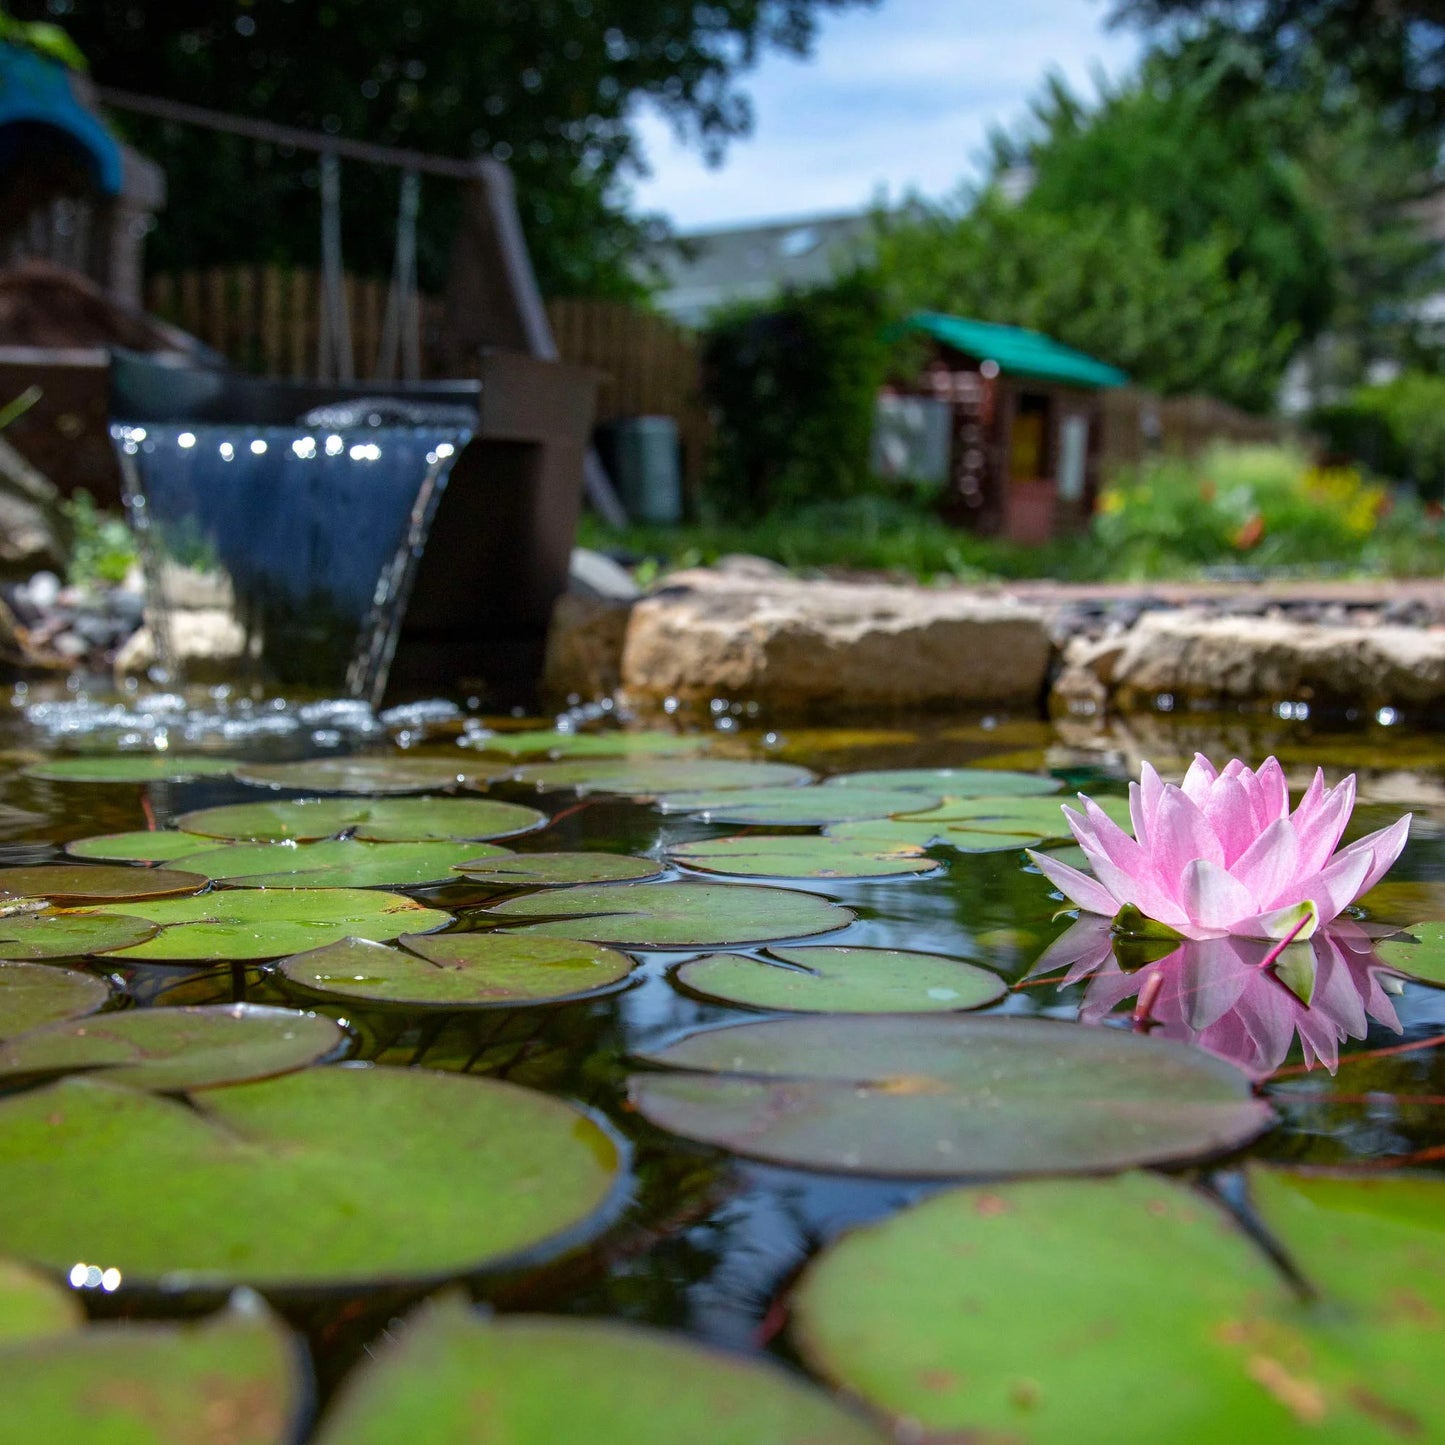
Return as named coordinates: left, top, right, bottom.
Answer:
left=145, top=268, right=713, bottom=503
left=1100, top=387, right=1294, bottom=475
left=144, top=266, right=1293, bottom=514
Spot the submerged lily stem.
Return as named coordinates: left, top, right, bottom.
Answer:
left=1132, top=970, right=1164, bottom=1028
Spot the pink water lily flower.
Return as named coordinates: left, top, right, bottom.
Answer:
left=1028, top=754, right=1410, bottom=940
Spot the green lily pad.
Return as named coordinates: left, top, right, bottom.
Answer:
left=177, top=838, right=498, bottom=889
left=64, top=830, right=221, bottom=864
left=882, top=794, right=1131, bottom=839
left=279, top=933, right=638, bottom=1008
left=21, top=755, right=238, bottom=784
left=177, top=796, right=547, bottom=843
left=0, top=1259, right=81, bottom=1345
left=673, top=946, right=1006, bottom=1013
left=1247, top=1169, right=1445, bottom=1318
left=0, top=1003, right=346, bottom=1091
left=0, top=961, right=109, bottom=1038
left=232, top=756, right=494, bottom=794
left=313, top=1298, right=888, bottom=1445
left=668, top=835, right=940, bottom=879
left=825, top=818, right=1045, bottom=853
left=0, top=1297, right=303, bottom=1443
left=1374, top=922, right=1445, bottom=987
left=791, top=1168, right=1445, bottom=1443
left=655, top=786, right=941, bottom=827
left=469, top=729, right=711, bottom=759
left=489, top=881, right=853, bottom=950
left=84, top=888, right=452, bottom=962
left=826, top=767, right=1062, bottom=795
left=0, top=864, right=207, bottom=903
left=451, top=851, right=663, bottom=887
left=0, top=910, right=158, bottom=961
left=630, top=1015, right=1271, bottom=1176
left=0, top=1066, right=622, bottom=1290
left=510, top=758, right=813, bottom=797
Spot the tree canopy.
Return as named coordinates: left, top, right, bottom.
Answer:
left=11, top=0, right=874, bottom=295
left=875, top=41, right=1439, bottom=409
left=1113, top=0, right=1445, bottom=131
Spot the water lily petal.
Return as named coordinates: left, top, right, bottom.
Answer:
left=1337, top=814, right=1412, bottom=897
left=1135, top=763, right=1167, bottom=848
left=1025, top=850, right=1119, bottom=917
left=1152, top=787, right=1226, bottom=888
left=1198, top=774, right=1258, bottom=867
left=1254, top=757, right=1290, bottom=826
left=1180, top=753, right=1218, bottom=807
left=1229, top=817, right=1301, bottom=911
left=1292, top=773, right=1356, bottom=878
left=1179, top=858, right=1255, bottom=933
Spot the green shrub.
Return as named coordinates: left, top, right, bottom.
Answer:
left=700, top=272, right=890, bottom=517
left=62, top=491, right=137, bottom=587
left=1313, top=372, right=1445, bottom=499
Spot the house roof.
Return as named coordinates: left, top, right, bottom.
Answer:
left=901, top=310, right=1128, bottom=390
left=648, top=211, right=879, bottom=326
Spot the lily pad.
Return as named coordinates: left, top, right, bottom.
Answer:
left=825, top=818, right=1045, bottom=853
left=279, top=933, right=638, bottom=1008
left=21, top=755, right=238, bottom=784
left=0, top=910, right=158, bottom=961
left=791, top=1169, right=1445, bottom=1443
left=668, top=835, right=941, bottom=880
left=1373, top=922, right=1445, bottom=987
left=313, top=1299, right=888, bottom=1445
left=673, top=946, right=1006, bottom=1013
left=629, top=1015, right=1272, bottom=1176
left=177, top=838, right=497, bottom=889
left=0, top=961, right=109, bottom=1038
left=64, top=830, right=221, bottom=864
left=468, top=729, right=711, bottom=759
left=84, top=888, right=452, bottom=962
left=0, top=1259, right=80, bottom=1345
left=0, top=1297, right=303, bottom=1443
left=0, top=864, right=207, bottom=903
left=177, top=796, right=547, bottom=843
left=509, top=758, right=813, bottom=797
left=826, top=767, right=1062, bottom=795
left=489, top=881, right=853, bottom=950
left=232, top=756, right=492, bottom=794
left=655, top=786, right=940, bottom=827
left=450, top=851, right=663, bottom=886
left=0, top=1003, right=346, bottom=1091
left=0, top=1066, right=623, bottom=1289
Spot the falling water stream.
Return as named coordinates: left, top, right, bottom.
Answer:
left=112, top=422, right=470, bottom=704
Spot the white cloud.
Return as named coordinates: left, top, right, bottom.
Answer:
left=629, top=0, right=1142, bottom=229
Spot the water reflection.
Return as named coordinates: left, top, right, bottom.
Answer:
left=1031, top=917, right=1404, bottom=1077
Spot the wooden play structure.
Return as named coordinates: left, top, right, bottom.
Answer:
left=879, top=312, right=1128, bottom=544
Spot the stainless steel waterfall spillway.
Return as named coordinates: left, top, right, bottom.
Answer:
left=108, top=349, right=599, bottom=707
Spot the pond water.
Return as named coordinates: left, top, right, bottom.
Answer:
left=0, top=685, right=1441, bottom=1441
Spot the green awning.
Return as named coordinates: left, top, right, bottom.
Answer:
left=900, top=311, right=1128, bottom=390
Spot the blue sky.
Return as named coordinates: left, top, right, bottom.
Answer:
left=629, top=0, right=1142, bottom=230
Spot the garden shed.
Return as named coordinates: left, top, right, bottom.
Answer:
left=874, top=311, right=1127, bottom=544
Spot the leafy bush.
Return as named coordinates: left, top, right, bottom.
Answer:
left=1085, top=443, right=1441, bottom=577
left=700, top=273, right=890, bottom=516
left=62, top=491, right=137, bottom=587
left=1313, top=372, right=1445, bottom=498
left=584, top=444, right=1445, bottom=582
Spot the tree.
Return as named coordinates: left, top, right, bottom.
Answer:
left=1112, top=0, right=1445, bottom=131
left=876, top=43, right=1440, bottom=407
left=10, top=0, right=875, bottom=296
left=876, top=199, right=1296, bottom=409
